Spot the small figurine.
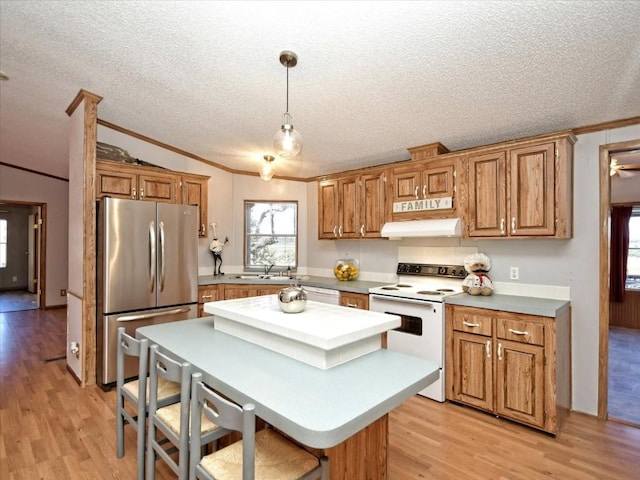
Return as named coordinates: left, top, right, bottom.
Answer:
left=462, top=253, right=494, bottom=296
left=209, top=222, right=229, bottom=276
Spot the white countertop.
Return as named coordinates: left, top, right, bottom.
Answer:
left=204, top=295, right=400, bottom=350
left=205, top=295, right=401, bottom=369
left=136, top=317, right=439, bottom=448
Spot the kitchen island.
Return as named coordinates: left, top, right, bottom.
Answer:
left=137, top=315, right=439, bottom=479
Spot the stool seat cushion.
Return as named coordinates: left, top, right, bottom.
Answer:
left=156, top=402, right=220, bottom=437
left=200, top=428, right=320, bottom=480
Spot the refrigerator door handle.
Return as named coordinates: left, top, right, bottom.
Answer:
left=149, top=221, right=156, bottom=293
left=116, top=306, right=192, bottom=322
left=159, top=221, right=166, bottom=292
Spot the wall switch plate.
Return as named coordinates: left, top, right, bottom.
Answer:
left=60, top=289, right=67, bottom=296
left=12, top=276, right=17, bottom=282
left=510, top=267, right=519, bottom=280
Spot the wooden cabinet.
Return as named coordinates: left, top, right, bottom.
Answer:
left=221, top=284, right=280, bottom=300
left=466, top=133, right=575, bottom=238
left=387, top=156, right=460, bottom=221
left=96, top=160, right=179, bottom=203
left=96, top=160, right=210, bottom=237
left=180, top=173, right=209, bottom=237
left=317, top=169, right=387, bottom=239
left=197, top=285, right=219, bottom=317
left=339, top=292, right=369, bottom=310
left=445, top=304, right=571, bottom=434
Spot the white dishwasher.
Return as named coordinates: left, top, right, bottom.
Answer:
left=303, top=286, right=340, bottom=305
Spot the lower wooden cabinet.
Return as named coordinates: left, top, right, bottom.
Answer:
left=221, top=284, right=281, bottom=300
left=339, top=292, right=369, bottom=310
left=197, top=285, right=219, bottom=317
left=445, top=304, right=571, bottom=434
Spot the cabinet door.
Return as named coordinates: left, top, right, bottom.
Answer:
left=318, top=180, right=339, bottom=239
left=223, top=285, right=259, bottom=299
left=390, top=165, right=421, bottom=204
left=138, top=172, right=178, bottom=203
left=359, top=172, right=386, bottom=238
left=96, top=164, right=137, bottom=200
left=495, top=339, right=545, bottom=428
left=468, top=151, right=507, bottom=237
left=339, top=292, right=369, bottom=310
left=338, top=175, right=359, bottom=238
left=257, top=286, right=281, bottom=296
left=182, top=175, right=209, bottom=236
left=451, top=331, right=493, bottom=411
left=198, top=285, right=219, bottom=304
left=508, top=142, right=555, bottom=236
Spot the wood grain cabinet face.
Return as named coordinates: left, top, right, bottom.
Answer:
left=181, top=174, right=209, bottom=237
left=339, top=292, right=369, bottom=310
left=445, top=304, right=570, bottom=434
left=388, top=158, right=459, bottom=221
left=197, top=285, right=219, bottom=317
left=317, top=170, right=387, bottom=240
left=466, top=135, right=574, bottom=239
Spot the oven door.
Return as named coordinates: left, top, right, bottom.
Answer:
left=369, top=294, right=445, bottom=401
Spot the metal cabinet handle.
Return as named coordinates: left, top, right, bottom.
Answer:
left=140, top=189, right=145, bottom=199
left=486, top=340, right=491, bottom=358
left=132, top=188, right=137, bottom=200
left=338, top=225, right=343, bottom=237
left=333, top=226, right=338, bottom=237
left=360, top=224, right=365, bottom=237
left=511, top=217, right=516, bottom=233
left=500, top=218, right=505, bottom=234
left=200, top=223, right=205, bottom=235
left=201, top=294, right=213, bottom=300
left=508, top=328, right=529, bottom=336
left=463, top=320, right=480, bottom=327
left=346, top=303, right=358, bottom=308
left=497, top=342, right=503, bottom=360
left=414, top=186, right=419, bottom=199
left=422, top=184, right=428, bottom=198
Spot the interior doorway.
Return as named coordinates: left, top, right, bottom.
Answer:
left=598, top=139, right=640, bottom=425
left=0, top=201, right=46, bottom=312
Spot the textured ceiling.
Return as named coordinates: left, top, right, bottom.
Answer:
left=1, top=1, right=639, bottom=181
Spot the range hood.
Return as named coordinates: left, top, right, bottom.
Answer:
left=380, top=218, right=462, bottom=238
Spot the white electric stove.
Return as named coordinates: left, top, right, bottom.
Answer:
left=369, top=263, right=466, bottom=401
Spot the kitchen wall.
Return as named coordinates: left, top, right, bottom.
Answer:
left=0, top=164, right=68, bottom=307
left=101, top=121, right=640, bottom=415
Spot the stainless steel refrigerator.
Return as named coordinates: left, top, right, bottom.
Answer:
left=96, top=197, right=199, bottom=389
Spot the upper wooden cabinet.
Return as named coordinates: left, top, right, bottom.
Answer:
left=317, top=169, right=387, bottom=239
left=180, top=173, right=209, bottom=237
left=96, top=159, right=210, bottom=236
left=96, top=160, right=178, bottom=203
left=466, top=133, right=575, bottom=238
left=387, top=156, right=460, bottom=221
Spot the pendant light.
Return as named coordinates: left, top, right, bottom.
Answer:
left=259, top=155, right=275, bottom=181
left=273, top=50, right=302, bottom=158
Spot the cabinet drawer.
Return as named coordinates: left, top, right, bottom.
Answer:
left=452, top=310, right=492, bottom=336
left=198, top=286, right=219, bottom=304
left=496, top=318, right=544, bottom=346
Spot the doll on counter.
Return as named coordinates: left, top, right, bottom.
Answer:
left=462, top=253, right=494, bottom=296
left=209, top=222, right=229, bottom=276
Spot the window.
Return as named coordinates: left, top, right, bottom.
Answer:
left=627, top=208, right=640, bottom=289
left=244, top=201, right=297, bottom=270
left=0, top=219, right=6, bottom=268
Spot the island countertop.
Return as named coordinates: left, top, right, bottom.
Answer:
left=136, top=317, right=438, bottom=449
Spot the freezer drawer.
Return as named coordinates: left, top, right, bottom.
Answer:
left=97, top=304, right=198, bottom=389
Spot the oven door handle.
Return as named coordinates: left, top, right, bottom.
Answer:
left=370, top=294, right=435, bottom=308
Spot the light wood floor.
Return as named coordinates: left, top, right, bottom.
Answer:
left=1, top=308, right=639, bottom=479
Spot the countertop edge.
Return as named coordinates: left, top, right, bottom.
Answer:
left=444, top=293, right=570, bottom=318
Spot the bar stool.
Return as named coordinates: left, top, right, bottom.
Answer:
left=190, top=372, right=329, bottom=480
left=117, top=327, right=180, bottom=480
left=146, top=346, right=230, bottom=480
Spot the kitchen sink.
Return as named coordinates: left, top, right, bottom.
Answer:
left=232, top=274, right=294, bottom=281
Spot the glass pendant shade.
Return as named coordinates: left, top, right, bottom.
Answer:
left=273, top=114, right=302, bottom=158
left=260, top=155, right=275, bottom=181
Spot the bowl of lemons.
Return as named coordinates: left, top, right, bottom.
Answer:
left=333, top=257, right=359, bottom=281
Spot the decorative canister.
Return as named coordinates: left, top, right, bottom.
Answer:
left=333, top=256, right=359, bottom=281
left=278, top=285, right=307, bottom=313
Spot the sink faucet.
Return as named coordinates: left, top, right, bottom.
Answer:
left=264, top=264, right=275, bottom=275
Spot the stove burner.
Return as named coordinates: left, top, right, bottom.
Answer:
left=381, top=286, right=399, bottom=290
left=416, top=290, right=444, bottom=296
left=437, top=288, right=455, bottom=292
left=395, top=284, right=412, bottom=288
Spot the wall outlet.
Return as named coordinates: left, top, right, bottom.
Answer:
left=510, top=267, right=519, bottom=280
left=12, top=276, right=17, bottom=282
left=60, top=289, right=67, bottom=296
